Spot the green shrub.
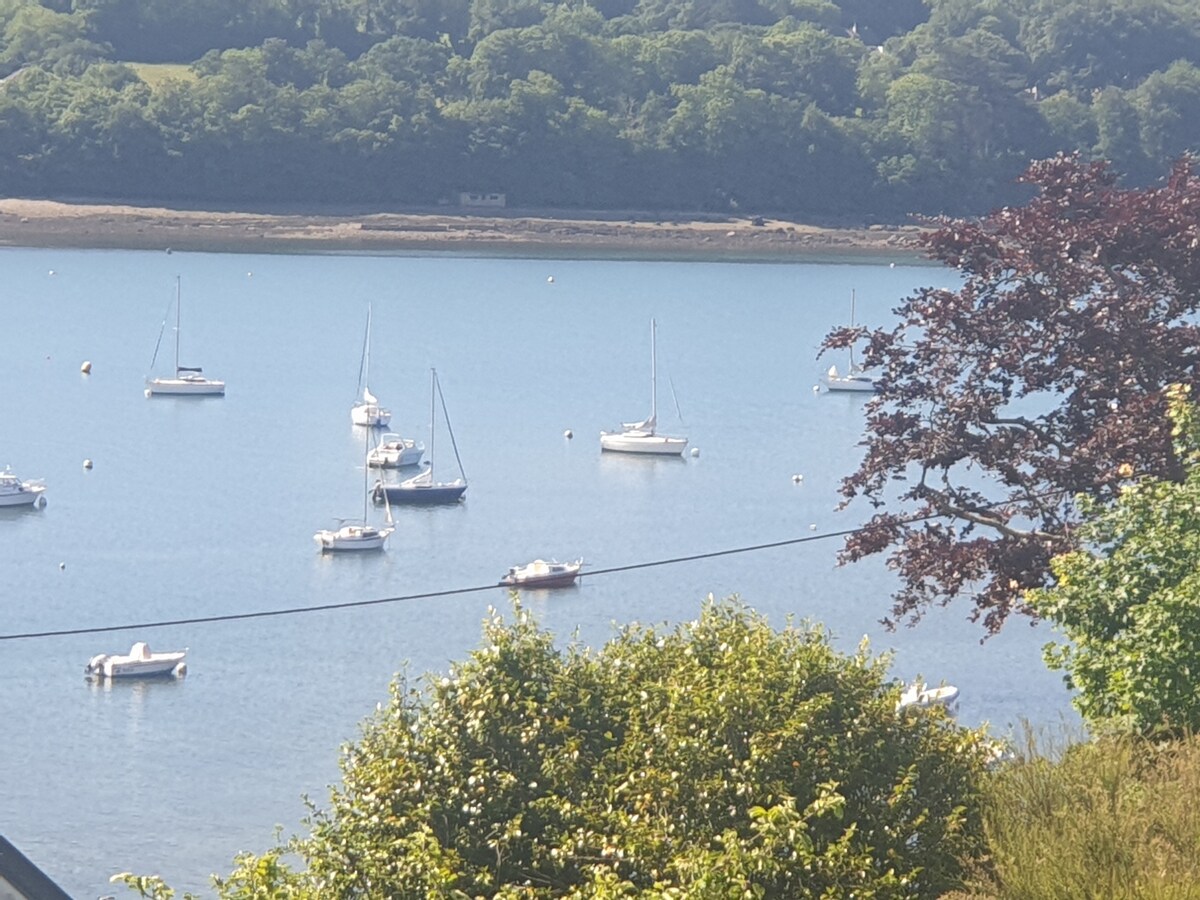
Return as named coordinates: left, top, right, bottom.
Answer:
left=120, top=599, right=994, bottom=898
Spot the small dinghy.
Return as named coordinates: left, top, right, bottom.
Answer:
left=896, top=679, right=959, bottom=712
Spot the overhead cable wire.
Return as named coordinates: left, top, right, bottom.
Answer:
left=0, top=486, right=1072, bottom=643
left=0, top=522, right=900, bottom=643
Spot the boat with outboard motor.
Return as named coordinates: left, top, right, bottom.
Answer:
left=85, top=642, right=187, bottom=678
left=500, top=558, right=584, bottom=588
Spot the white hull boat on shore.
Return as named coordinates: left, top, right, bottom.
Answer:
left=85, top=642, right=187, bottom=679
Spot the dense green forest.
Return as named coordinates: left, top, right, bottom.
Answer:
left=2, top=0, right=1198, bottom=215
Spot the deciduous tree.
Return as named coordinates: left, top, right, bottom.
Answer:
left=828, top=153, right=1200, bottom=633
left=1029, top=386, right=1200, bottom=734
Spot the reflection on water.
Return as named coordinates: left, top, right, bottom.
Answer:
left=0, top=503, right=46, bottom=519
left=86, top=672, right=187, bottom=698
left=596, top=450, right=689, bottom=486
left=86, top=672, right=187, bottom=742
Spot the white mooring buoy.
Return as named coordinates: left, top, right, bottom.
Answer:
left=80, top=360, right=92, bottom=374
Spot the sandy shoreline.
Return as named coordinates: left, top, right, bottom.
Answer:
left=0, top=198, right=927, bottom=261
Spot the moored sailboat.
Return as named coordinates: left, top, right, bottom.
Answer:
left=351, top=305, right=391, bottom=426
left=316, top=415, right=395, bottom=552
left=374, top=368, right=467, bottom=505
left=823, top=289, right=879, bottom=393
left=600, top=318, right=687, bottom=455
left=145, top=276, right=225, bottom=396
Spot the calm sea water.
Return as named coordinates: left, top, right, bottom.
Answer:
left=0, top=247, right=1078, bottom=897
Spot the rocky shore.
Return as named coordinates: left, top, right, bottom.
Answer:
left=0, top=198, right=927, bottom=261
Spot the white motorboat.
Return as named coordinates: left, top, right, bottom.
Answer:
left=896, top=679, right=960, bottom=712
left=0, top=467, right=46, bottom=507
left=373, top=368, right=468, bottom=506
left=600, top=319, right=688, bottom=456
left=500, top=558, right=583, bottom=588
left=85, top=642, right=187, bottom=678
left=350, top=305, right=391, bottom=427
left=823, top=289, right=879, bottom=393
left=367, top=432, right=424, bottom=468
left=146, top=276, right=225, bottom=396
left=316, top=411, right=395, bottom=552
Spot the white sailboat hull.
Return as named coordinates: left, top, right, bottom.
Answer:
left=315, top=524, right=393, bottom=551
left=823, top=372, right=878, bottom=393
left=146, top=376, right=225, bottom=395
left=146, top=279, right=224, bottom=396
left=351, top=403, right=391, bottom=427
left=600, top=431, right=688, bottom=455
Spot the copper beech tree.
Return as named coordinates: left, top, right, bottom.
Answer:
left=826, top=153, right=1200, bottom=634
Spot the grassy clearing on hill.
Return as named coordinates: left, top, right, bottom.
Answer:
left=127, top=63, right=196, bottom=88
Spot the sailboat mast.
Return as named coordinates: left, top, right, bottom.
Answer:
left=360, top=305, right=372, bottom=401
left=362, top=423, right=370, bottom=523
left=428, top=367, right=436, bottom=479
left=650, top=318, right=657, bottom=429
left=848, top=289, right=856, bottom=371
left=174, top=276, right=182, bottom=374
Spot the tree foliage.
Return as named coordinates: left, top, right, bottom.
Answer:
left=1027, top=386, right=1200, bottom=734
left=119, top=600, right=992, bottom=898
left=0, top=0, right=1197, bottom=212
left=828, top=153, right=1200, bottom=633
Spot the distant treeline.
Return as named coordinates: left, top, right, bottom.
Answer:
left=1, top=0, right=1198, bottom=216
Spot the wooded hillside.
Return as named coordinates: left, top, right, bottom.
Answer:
left=2, top=0, right=1197, bottom=216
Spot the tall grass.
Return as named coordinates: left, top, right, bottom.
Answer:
left=959, top=732, right=1200, bottom=899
